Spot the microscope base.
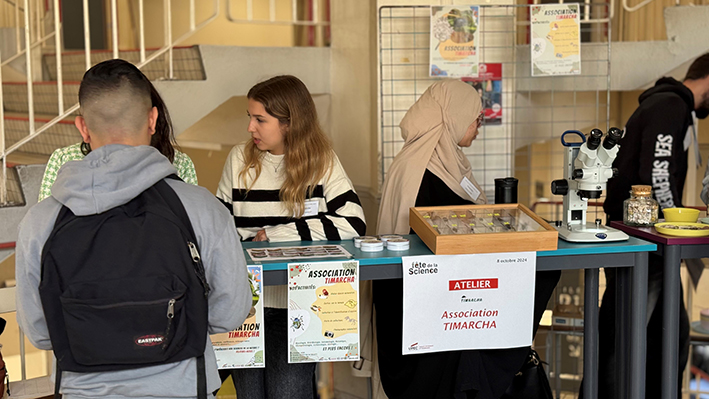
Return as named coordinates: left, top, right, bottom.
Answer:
left=556, top=224, right=629, bottom=243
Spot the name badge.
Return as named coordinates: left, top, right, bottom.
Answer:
left=460, top=177, right=481, bottom=201
left=302, top=200, right=320, bottom=217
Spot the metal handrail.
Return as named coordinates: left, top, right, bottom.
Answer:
left=1, top=0, right=23, bottom=11
left=530, top=0, right=614, bottom=23
left=622, top=0, right=656, bottom=13
left=0, top=0, right=220, bottom=164
left=0, top=8, right=54, bottom=68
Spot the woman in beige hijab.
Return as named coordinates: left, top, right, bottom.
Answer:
left=377, top=79, right=486, bottom=235
left=373, top=80, right=558, bottom=399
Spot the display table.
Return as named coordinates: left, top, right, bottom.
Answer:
left=243, top=234, right=656, bottom=399
left=610, top=221, right=709, bottom=399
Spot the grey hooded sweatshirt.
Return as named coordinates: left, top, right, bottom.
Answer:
left=15, top=144, right=251, bottom=399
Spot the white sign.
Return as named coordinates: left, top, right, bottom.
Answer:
left=402, top=253, right=536, bottom=354
left=211, top=265, right=265, bottom=368
left=288, top=260, right=360, bottom=363
left=530, top=4, right=581, bottom=76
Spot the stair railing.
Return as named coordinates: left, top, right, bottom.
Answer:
left=0, top=0, right=219, bottom=206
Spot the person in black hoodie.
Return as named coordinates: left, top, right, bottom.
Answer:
left=596, top=53, right=709, bottom=399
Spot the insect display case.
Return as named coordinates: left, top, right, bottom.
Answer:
left=409, top=203, right=558, bottom=254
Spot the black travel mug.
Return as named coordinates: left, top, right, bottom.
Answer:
left=494, top=177, right=518, bottom=204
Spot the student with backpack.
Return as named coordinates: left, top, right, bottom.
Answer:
left=15, top=59, right=252, bottom=399
left=216, top=75, right=367, bottom=398
left=37, top=68, right=198, bottom=202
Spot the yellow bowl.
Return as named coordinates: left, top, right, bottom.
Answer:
left=663, top=208, right=700, bottom=223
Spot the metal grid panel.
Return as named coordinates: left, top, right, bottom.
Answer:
left=4, top=118, right=80, bottom=156
left=43, top=46, right=206, bottom=82
left=0, top=166, right=25, bottom=207
left=379, top=4, right=611, bottom=218
left=3, top=83, right=80, bottom=115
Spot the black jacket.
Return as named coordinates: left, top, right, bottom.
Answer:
left=604, top=77, right=695, bottom=221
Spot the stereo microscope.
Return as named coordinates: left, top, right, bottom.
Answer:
left=550, top=129, right=629, bottom=242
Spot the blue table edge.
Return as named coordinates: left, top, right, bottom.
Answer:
left=242, top=235, right=657, bottom=271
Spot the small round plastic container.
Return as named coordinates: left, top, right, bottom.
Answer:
left=386, top=238, right=410, bottom=251
left=360, top=239, right=384, bottom=252
left=379, top=234, right=402, bottom=247
left=354, top=236, right=377, bottom=248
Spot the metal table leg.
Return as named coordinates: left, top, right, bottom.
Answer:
left=616, top=266, right=631, bottom=398
left=662, top=246, right=681, bottom=399
left=555, top=332, right=561, bottom=398
left=629, top=251, right=648, bottom=399
left=583, top=267, right=599, bottom=399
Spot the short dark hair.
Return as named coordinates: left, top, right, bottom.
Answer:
left=78, top=59, right=176, bottom=162
left=684, top=53, right=709, bottom=81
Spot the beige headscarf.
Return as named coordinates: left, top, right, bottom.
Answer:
left=377, top=79, right=487, bottom=235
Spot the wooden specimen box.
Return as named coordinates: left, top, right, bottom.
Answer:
left=409, top=203, right=558, bottom=254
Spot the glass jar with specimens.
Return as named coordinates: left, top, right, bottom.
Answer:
left=623, top=185, right=659, bottom=227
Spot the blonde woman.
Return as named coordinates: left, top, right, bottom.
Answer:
left=216, top=75, right=366, bottom=398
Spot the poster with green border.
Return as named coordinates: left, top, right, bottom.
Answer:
left=211, top=265, right=265, bottom=369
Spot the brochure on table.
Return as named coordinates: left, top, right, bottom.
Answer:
left=287, top=260, right=360, bottom=363
left=211, top=265, right=265, bottom=369
left=402, top=253, right=535, bottom=354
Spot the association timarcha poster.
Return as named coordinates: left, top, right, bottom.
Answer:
left=531, top=4, right=581, bottom=76
left=430, top=5, right=480, bottom=78
left=211, top=265, right=265, bottom=368
left=287, top=260, right=360, bottom=363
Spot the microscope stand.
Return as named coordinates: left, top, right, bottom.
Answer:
left=556, top=223, right=629, bottom=242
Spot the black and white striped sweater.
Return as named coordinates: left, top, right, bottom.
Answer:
left=217, top=144, right=367, bottom=307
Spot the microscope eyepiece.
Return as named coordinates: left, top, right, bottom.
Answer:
left=603, top=127, right=623, bottom=150
left=587, top=129, right=603, bottom=150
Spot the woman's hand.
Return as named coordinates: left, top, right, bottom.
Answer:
left=253, top=229, right=269, bottom=242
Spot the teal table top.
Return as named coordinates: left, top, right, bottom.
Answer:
left=242, top=235, right=656, bottom=271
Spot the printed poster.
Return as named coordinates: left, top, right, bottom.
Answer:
left=211, top=265, right=265, bottom=368
left=402, top=253, right=535, bottom=354
left=430, top=5, right=480, bottom=78
left=530, top=4, right=581, bottom=76
left=462, top=63, right=502, bottom=125
left=287, top=260, right=360, bottom=363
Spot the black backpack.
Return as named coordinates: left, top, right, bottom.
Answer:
left=39, top=177, right=211, bottom=399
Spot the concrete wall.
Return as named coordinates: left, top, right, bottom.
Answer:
left=121, top=0, right=295, bottom=49
left=329, top=0, right=379, bottom=232
left=170, top=1, right=382, bottom=234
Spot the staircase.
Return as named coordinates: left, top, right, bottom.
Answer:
left=0, top=44, right=330, bottom=281
left=0, top=163, right=43, bottom=264
left=2, top=46, right=206, bottom=159
left=0, top=45, right=211, bottom=258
